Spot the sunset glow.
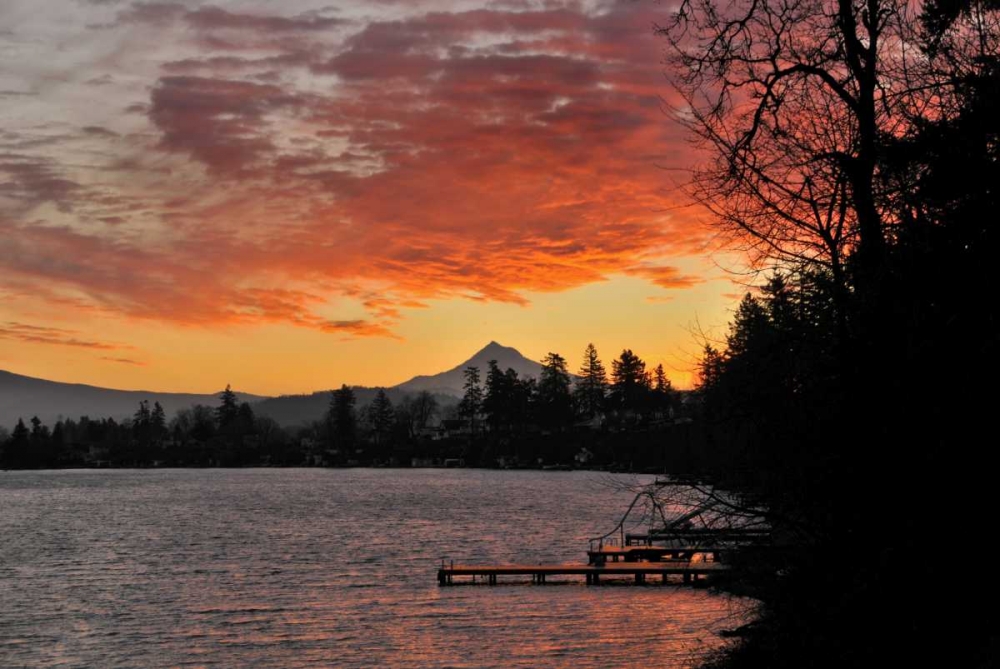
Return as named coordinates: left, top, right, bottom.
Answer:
left=0, top=0, right=738, bottom=393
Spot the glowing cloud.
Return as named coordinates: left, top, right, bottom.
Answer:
left=0, top=1, right=730, bottom=390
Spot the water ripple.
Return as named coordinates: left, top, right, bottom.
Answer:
left=0, top=469, right=751, bottom=668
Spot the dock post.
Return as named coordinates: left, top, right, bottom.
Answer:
left=683, top=571, right=691, bottom=585
left=593, top=572, right=600, bottom=586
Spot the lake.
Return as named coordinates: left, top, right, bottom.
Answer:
left=0, top=469, right=748, bottom=667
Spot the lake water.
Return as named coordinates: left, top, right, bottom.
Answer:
left=0, top=469, right=749, bottom=667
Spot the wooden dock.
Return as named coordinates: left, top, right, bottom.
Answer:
left=438, top=560, right=728, bottom=586
left=586, top=545, right=726, bottom=564
left=436, top=482, right=764, bottom=588
left=625, top=528, right=769, bottom=546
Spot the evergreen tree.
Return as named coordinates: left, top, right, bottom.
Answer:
left=236, top=402, right=256, bottom=434
left=510, top=373, right=536, bottom=437
left=5, top=418, right=30, bottom=468
left=611, top=349, right=648, bottom=418
left=49, top=421, right=65, bottom=461
left=727, top=294, right=770, bottom=359
left=29, top=416, right=46, bottom=441
left=27, top=416, right=50, bottom=468
left=653, top=364, right=668, bottom=392
left=12, top=418, right=28, bottom=443
left=483, top=360, right=512, bottom=433
left=574, top=343, right=607, bottom=418
left=537, top=352, right=573, bottom=430
left=367, top=389, right=395, bottom=447
left=216, top=384, right=240, bottom=429
left=328, top=385, right=357, bottom=453
left=698, top=345, right=724, bottom=392
left=133, top=400, right=151, bottom=425
left=132, top=400, right=153, bottom=456
left=652, top=364, right=676, bottom=418
left=458, top=366, right=483, bottom=435
left=151, top=402, right=167, bottom=441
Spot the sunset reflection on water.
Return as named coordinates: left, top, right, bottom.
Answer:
left=0, top=469, right=750, bottom=667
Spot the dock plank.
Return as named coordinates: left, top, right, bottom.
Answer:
left=437, top=560, right=728, bottom=585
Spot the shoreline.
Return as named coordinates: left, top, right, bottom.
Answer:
left=1, top=464, right=654, bottom=474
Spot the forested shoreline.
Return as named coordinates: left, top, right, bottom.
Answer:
left=0, top=346, right=697, bottom=472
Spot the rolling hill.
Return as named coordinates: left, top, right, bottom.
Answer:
left=0, top=370, right=263, bottom=428
left=1, top=341, right=546, bottom=429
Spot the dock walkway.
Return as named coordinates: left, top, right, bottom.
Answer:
left=438, top=560, right=728, bottom=585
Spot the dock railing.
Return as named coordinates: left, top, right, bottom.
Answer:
left=588, top=487, right=645, bottom=552
left=588, top=481, right=726, bottom=553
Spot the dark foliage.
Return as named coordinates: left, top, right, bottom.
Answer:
left=661, top=0, right=1000, bottom=664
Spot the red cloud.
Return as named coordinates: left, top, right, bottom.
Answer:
left=101, top=357, right=148, bottom=366
left=184, top=6, right=345, bottom=33
left=318, top=320, right=403, bottom=340
left=0, top=322, right=132, bottom=351
left=149, top=76, right=303, bottom=174
left=624, top=265, right=704, bottom=289
left=116, top=3, right=344, bottom=33
left=1, top=1, right=707, bottom=339
left=0, top=156, right=81, bottom=211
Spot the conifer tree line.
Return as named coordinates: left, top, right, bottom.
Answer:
left=1, top=345, right=685, bottom=470
left=309, top=344, right=684, bottom=467
left=0, top=385, right=291, bottom=468
left=455, top=346, right=678, bottom=436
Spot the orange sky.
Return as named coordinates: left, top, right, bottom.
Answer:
left=0, top=0, right=743, bottom=395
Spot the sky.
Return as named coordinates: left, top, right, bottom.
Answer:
left=0, top=0, right=744, bottom=395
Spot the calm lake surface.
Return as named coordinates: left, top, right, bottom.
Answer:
left=0, top=469, right=748, bottom=667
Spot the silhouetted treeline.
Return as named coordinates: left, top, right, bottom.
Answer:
left=273, top=345, right=687, bottom=469
left=658, top=0, right=1000, bottom=666
left=0, top=385, right=299, bottom=468
left=1, top=347, right=692, bottom=471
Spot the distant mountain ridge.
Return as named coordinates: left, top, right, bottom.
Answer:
left=252, top=387, right=459, bottom=428
left=395, top=341, right=545, bottom=397
left=251, top=342, right=541, bottom=426
left=0, top=341, right=543, bottom=429
left=0, top=370, right=263, bottom=428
